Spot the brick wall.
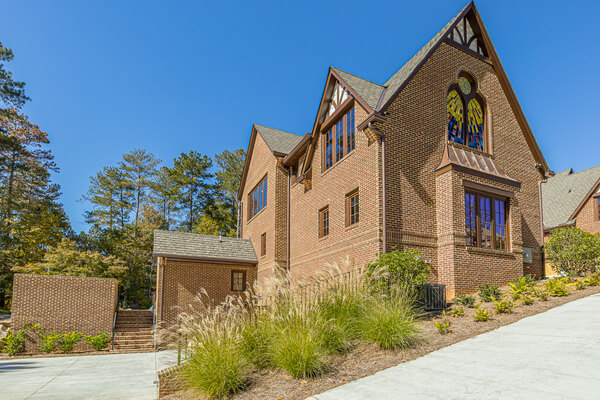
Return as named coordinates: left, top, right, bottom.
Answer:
left=240, top=132, right=288, bottom=282
left=378, top=42, right=544, bottom=295
left=156, top=259, right=257, bottom=326
left=288, top=101, right=383, bottom=282
left=11, top=274, right=118, bottom=351
left=575, top=193, right=600, bottom=235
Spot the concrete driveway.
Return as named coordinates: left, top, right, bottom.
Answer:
left=0, top=350, right=177, bottom=400
left=314, top=293, right=600, bottom=400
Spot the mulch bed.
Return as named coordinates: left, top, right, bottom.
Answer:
left=166, top=280, right=600, bottom=400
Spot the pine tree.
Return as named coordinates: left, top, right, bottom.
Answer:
left=121, top=149, right=161, bottom=226
left=169, top=151, right=213, bottom=232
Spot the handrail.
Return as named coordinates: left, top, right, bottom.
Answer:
left=111, top=293, right=119, bottom=351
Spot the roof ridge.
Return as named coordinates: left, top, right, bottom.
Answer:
left=155, top=230, right=251, bottom=242
left=254, top=123, right=302, bottom=137
left=330, top=66, right=384, bottom=88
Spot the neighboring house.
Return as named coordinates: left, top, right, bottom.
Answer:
left=237, top=2, right=551, bottom=298
left=153, top=1, right=552, bottom=319
left=542, top=166, right=600, bottom=236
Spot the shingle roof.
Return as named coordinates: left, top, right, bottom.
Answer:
left=254, top=124, right=303, bottom=156
left=153, top=230, right=257, bottom=263
left=542, top=166, right=600, bottom=229
left=378, top=3, right=469, bottom=109
left=325, top=4, right=468, bottom=112
left=331, top=67, right=384, bottom=110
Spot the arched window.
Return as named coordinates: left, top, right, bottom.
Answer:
left=447, top=73, right=485, bottom=151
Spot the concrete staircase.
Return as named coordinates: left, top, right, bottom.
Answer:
left=112, top=310, right=155, bottom=352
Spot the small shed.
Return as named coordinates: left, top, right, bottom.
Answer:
left=153, top=230, right=258, bottom=326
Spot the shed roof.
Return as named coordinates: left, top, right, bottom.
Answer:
left=153, top=230, right=257, bottom=263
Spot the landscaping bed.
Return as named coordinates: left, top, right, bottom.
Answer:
left=164, top=277, right=600, bottom=400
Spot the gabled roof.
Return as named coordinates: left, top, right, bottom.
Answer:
left=254, top=124, right=303, bottom=156
left=378, top=3, right=470, bottom=110
left=153, top=230, right=257, bottom=263
left=331, top=67, right=384, bottom=110
left=305, top=2, right=549, bottom=177
left=237, top=124, right=302, bottom=201
left=542, top=166, right=600, bottom=229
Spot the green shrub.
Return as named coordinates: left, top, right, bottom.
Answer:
left=183, top=329, right=249, bottom=398
left=492, top=297, right=515, bottom=314
left=584, top=275, right=599, bottom=286
left=366, top=249, right=430, bottom=297
left=450, top=307, right=464, bottom=317
left=36, top=329, right=63, bottom=353
left=575, top=280, right=586, bottom=290
left=534, top=289, right=549, bottom=301
left=545, top=227, right=600, bottom=276
left=545, top=279, right=569, bottom=297
left=58, top=332, right=83, bottom=352
left=85, top=333, right=112, bottom=351
left=521, top=295, right=534, bottom=306
left=478, top=284, right=502, bottom=302
left=473, top=305, right=492, bottom=322
left=454, top=294, right=476, bottom=308
left=433, top=317, right=451, bottom=335
left=270, top=313, right=329, bottom=378
left=0, top=323, right=38, bottom=356
left=359, top=295, right=421, bottom=350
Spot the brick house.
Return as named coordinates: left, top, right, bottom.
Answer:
left=154, top=2, right=552, bottom=318
left=542, top=166, right=600, bottom=236
left=236, top=2, right=550, bottom=298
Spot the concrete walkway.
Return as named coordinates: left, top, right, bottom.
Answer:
left=0, top=350, right=177, bottom=399
left=314, top=293, right=600, bottom=400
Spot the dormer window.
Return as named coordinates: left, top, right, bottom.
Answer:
left=447, top=73, right=486, bottom=152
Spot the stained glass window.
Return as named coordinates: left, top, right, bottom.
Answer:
left=468, top=99, right=484, bottom=151
left=447, top=90, right=465, bottom=144
left=459, top=77, right=471, bottom=95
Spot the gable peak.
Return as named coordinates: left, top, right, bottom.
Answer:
left=447, top=8, right=489, bottom=58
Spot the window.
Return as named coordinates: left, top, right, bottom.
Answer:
left=346, top=190, right=359, bottom=226
left=447, top=73, right=485, bottom=152
left=231, top=270, right=246, bottom=291
left=323, top=108, right=355, bottom=171
left=595, top=196, right=600, bottom=221
left=319, top=206, right=329, bottom=238
left=260, top=232, right=266, bottom=257
left=465, top=191, right=508, bottom=250
left=248, top=176, right=267, bottom=219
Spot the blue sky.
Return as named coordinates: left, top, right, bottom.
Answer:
left=2, top=0, right=599, bottom=232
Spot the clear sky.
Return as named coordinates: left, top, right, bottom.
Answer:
left=2, top=0, right=599, bottom=232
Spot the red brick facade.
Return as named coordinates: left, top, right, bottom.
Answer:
left=11, top=274, right=118, bottom=351
left=575, top=192, right=600, bottom=235
left=239, top=32, right=546, bottom=298
left=239, top=132, right=288, bottom=282
left=155, top=258, right=256, bottom=326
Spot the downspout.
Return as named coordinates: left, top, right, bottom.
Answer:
left=287, top=168, right=291, bottom=271
left=538, top=174, right=548, bottom=277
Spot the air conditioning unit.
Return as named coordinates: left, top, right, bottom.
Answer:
left=420, top=283, right=446, bottom=311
